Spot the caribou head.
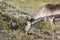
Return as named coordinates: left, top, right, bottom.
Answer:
left=23, top=15, right=35, bottom=34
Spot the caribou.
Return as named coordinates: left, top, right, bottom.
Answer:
left=24, top=3, right=60, bottom=40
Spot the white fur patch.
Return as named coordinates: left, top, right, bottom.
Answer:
left=33, top=7, right=47, bottom=20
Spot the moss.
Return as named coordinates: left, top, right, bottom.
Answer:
left=0, top=0, right=60, bottom=40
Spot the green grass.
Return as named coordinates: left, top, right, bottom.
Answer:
left=4, top=0, right=60, bottom=8
left=4, top=0, right=60, bottom=16
left=0, top=0, right=60, bottom=40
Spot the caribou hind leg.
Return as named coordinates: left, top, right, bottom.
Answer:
left=49, top=17, right=57, bottom=40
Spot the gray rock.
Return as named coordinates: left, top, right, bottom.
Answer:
left=29, top=27, right=43, bottom=33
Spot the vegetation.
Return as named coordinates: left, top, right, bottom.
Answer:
left=0, top=0, right=60, bottom=40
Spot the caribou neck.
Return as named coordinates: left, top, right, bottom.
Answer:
left=33, top=7, right=46, bottom=20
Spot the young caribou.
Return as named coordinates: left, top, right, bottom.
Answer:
left=24, top=3, right=60, bottom=40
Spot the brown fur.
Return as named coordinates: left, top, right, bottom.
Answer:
left=46, top=3, right=60, bottom=11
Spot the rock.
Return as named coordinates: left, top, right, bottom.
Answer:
left=9, top=20, right=20, bottom=30
left=29, top=27, right=42, bottom=33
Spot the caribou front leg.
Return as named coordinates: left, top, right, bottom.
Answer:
left=49, top=17, right=57, bottom=40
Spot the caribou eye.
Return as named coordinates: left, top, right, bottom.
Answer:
left=24, top=22, right=27, bottom=25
